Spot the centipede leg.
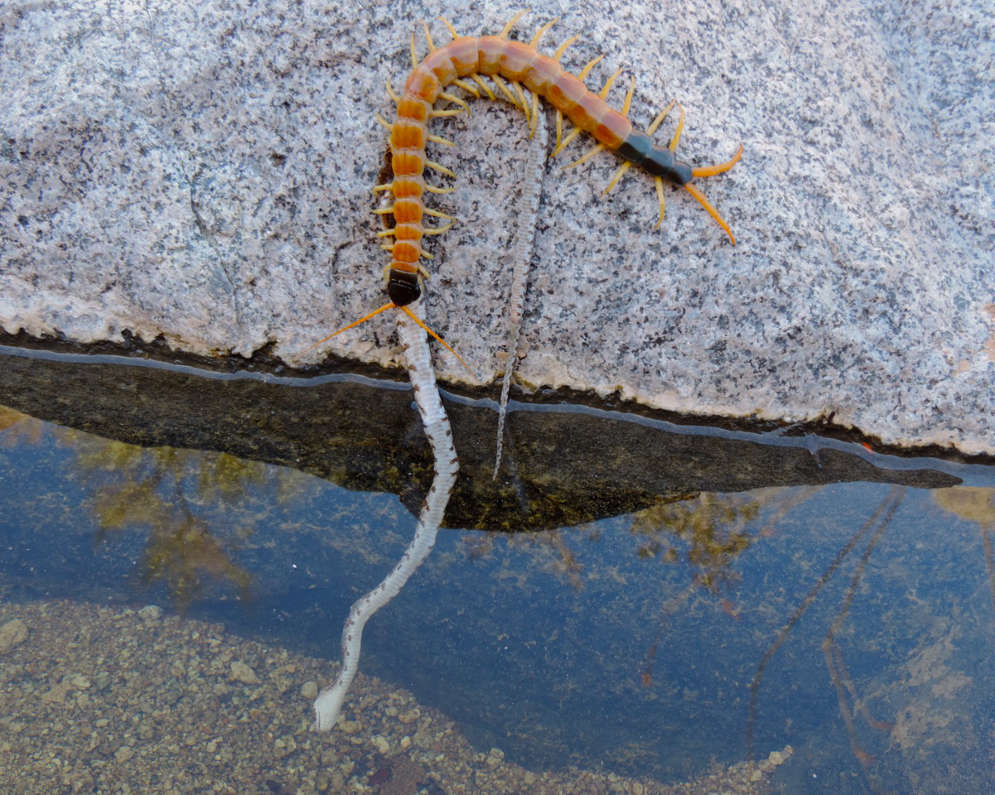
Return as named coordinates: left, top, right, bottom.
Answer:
left=603, top=162, right=632, bottom=195
left=439, top=17, right=459, bottom=39
left=653, top=176, right=666, bottom=230
left=499, top=9, right=528, bottom=37
left=453, top=78, right=480, bottom=97
left=529, top=18, right=558, bottom=46
left=470, top=74, right=496, bottom=100
left=421, top=21, right=436, bottom=51
left=647, top=99, right=677, bottom=136
left=668, top=105, right=687, bottom=152
left=564, top=142, right=604, bottom=170
left=439, top=92, right=471, bottom=115
left=552, top=34, right=580, bottom=63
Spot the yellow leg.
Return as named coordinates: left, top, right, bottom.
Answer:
left=653, top=176, right=666, bottom=230
left=439, top=17, right=458, bottom=39
left=512, top=82, right=531, bottom=124
left=423, top=182, right=456, bottom=195
left=552, top=126, right=582, bottom=156
left=439, top=92, right=470, bottom=114
left=552, top=34, right=580, bottom=62
left=470, top=74, right=495, bottom=99
left=499, top=9, right=528, bottom=37
left=599, top=66, right=623, bottom=99
left=620, top=76, right=635, bottom=117
left=668, top=105, right=686, bottom=151
left=453, top=78, right=480, bottom=97
left=422, top=220, right=454, bottom=235
left=425, top=159, right=457, bottom=178
left=564, top=142, right=604, bottom=170
left=423, top=207, right=456, bottom=220
left=529, top=18, right=558, bottom=47
left=646, top=99, right=676, bottom=135
left=603, top=162, right=632, bottom=195
left=491, top=74, right=522, bottom=111
left=421, top=21, right=436, bottom=51
left=577, top=54, right=604, bottom=81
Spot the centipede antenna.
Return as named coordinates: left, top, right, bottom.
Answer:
left=425, top=159, right=457, bottom=178
left=552, top=34, right=580, bottom=62
left=471, top=74, right=496, bottom=99
left=409, top=32, right=418, bottom=68
left=684, top=182, right=735, bottom=244
left=647, top=99, right=676, bottom=135
left=398, top=305, right=480, bottom=380
left=439, top=92, right=471, bottom=114
left=499, top=9, right=528, bottom=38
left=578, top=54, right=605, bottom=81
left=690, top=144, right=744, bottom=177
left=530, top=18, right=558, bottom=47
left=439, top=16, right=459, bottom=38
left=302, top=302, right=396, bottom=354
left=427, top=133, right=456, bottom=147
left=653, top=176, right=666, bottom=229
left=599, top=66, right=623, bottom=98
left=422, top=21, right=436, bottom=51
left=668, top=104, right=686, bottom=151
left=564, top=142, right=603, bottom=170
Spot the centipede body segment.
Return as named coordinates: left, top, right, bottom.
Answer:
left=312, top=12, right=743, bottom=376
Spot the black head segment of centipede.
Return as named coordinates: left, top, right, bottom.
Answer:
left=302, top=276, right=478, bottom=380
left=387, top=269, right=422, bottom=306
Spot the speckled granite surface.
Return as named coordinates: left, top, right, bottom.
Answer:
left=1, top=1, right=992, bottom=454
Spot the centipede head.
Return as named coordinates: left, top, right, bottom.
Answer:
left=387, top=269, right=422, bottom=306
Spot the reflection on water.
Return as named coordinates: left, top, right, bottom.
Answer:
left=1, top=401, right=993, bottom=791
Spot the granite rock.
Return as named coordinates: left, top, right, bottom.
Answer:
left=1, top=1, right=991, bottom=453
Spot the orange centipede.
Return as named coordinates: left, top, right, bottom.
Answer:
left=312, top=12, right=743, bottom=375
